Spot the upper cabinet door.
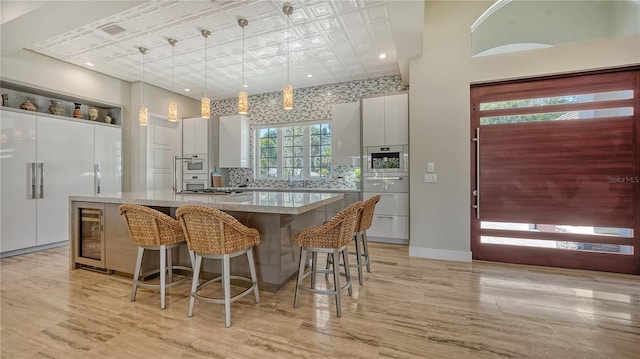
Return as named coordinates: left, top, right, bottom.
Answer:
left=0, top=110, right=38, bottom=252
left=219, top=115, right=250, bottom=168
left=182, top=117, right=208, bottom=155
left=362, top=96, right=385, bottom=146
left=384, top=93, right=408, bottom=145
left=331, top=102, right=360, bottom=167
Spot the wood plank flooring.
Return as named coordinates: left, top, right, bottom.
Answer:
left=1, top=243, right=639, bottom=358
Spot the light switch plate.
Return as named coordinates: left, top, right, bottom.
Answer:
left=427, top=162, right=435, bottom=172
left=424, top=173, right=438, bottom=183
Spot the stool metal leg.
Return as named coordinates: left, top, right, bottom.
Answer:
left=247, top=248, right=260, bottom=303
left=310, top=252, right=318, bottom=289
left=188, top=255, right=202, bottom=317
left=294, top=248, right=306, bottom=308
left=131, top=247, right=144, bottom=301
left=167, top=246, right=173, bottom=283
left=353, top=233, right=363, bottom=285
left=223, top=254, right=231, bottom=327
left=332, top=248, right=342, bottom=317
left=160, top=244, right=166, bottom=309
left=342, top=247, right=353, bottom=296
left=362, top=231, right=371, bottom=272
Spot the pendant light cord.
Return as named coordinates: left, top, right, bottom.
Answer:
left=204, top=36, right=208, bottom=97
left=287, top=12, right=290, bottom=84
left=171, top=43, right=175, bottom=94
left=242, top=25, right=245, bottom=87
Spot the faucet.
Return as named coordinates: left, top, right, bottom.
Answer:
left=287, top=170, right=293, bottom=187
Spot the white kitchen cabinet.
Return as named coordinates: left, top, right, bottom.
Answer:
left=1, top=111, right=38, bottom=252
left=331, top=102, right=361, bottom=167
left=362, top=93, right=408, bottom=146
left=219, top=114, right=250, bottom=168
left=94, top=125, right=122, bottom=194
left=384, top=93, right=409, bottom=145
left=0, top=108, right=122, bottom=255
left=361, top=96, right=385, bottom=146
left=363, top=190, right=409, bottom=242
left=182, top=117, right=208, bottom=155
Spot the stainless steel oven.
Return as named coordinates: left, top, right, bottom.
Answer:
left=364, top=145, right=408, bottom=174
left=182, top=153, right=207, bottom=175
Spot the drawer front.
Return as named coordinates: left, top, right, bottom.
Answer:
left=367, top=215, right=408, bottom=239
left=183, top=173, right=208, bottom=181
left=364, top=192, right=408, bottom=216
left=362, top=175, right=408, bottom=192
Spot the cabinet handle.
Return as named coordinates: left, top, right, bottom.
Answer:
left=376, top=215, right=394, bottom=219
left=38, top=163, right=44, bottom=198
left=94, top=164, right=101, bottom=194
left=30, top=162, right=37, bottom=199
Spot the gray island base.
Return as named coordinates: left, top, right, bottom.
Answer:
left=70, top=190, right=348, bottom=292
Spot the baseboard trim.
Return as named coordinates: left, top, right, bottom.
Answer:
left=368, top=236, right=409, bottom=245
left=409, top=246, right=472, bottom=262
left=0, top=241, right=68, bottom=259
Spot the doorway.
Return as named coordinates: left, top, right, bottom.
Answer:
left=146, top=115, right=179, bottom=192
left=470, top=68, right=639, bottom=274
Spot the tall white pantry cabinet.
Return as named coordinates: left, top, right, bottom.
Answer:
left=0, top=109, right=122, bottom=255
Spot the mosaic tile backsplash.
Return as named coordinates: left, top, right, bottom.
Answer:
left=211, top=75, right=407, bottom=188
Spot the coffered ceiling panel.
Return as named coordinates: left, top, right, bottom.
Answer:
left=3, top=0, right=423, bottom=101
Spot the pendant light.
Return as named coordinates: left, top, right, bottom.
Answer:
left=282, top=5, right=293, bottom=110
left=138, top=47, right=149, bottom=126
left=238, top=18, right=249, bottom=115
left=201, top=29, right=211, bottom=118
left=168, top=38, right=178, bottom=122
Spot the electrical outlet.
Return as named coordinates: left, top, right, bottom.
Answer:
left=424, top=173, right=438, bottom=183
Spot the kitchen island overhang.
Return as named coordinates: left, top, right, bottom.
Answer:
left=69, top=190, right=345, bottom=292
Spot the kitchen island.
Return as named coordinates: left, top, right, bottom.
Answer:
left=69, top=190, right=345, bottom=292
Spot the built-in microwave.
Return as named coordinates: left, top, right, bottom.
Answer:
left=364, top=145, right=408, bottom=174
left=182, top=153, right=207, bottom=174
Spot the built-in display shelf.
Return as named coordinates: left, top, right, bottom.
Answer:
left=0, top=80, right=122, bottom=126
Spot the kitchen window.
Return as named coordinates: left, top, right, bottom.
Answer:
left=256, top=121, right=332, bottom=180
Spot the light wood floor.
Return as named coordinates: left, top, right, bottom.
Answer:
left=1, top=243, right=639, bottom=358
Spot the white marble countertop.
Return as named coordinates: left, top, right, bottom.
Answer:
left=70, top=190, right=344, bottom=215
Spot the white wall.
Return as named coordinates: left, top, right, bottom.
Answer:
left=408, top=0, right=640, bottom=262
left=1, top=50, right=199, bottom=192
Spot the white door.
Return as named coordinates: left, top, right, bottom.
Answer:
left=94, top=126, right=122, bottom=194
left=36, top=116, right=94, bottom=246
left=0, top=110, right=38, bottom=252
left=146, top=115, right=178, bottom=191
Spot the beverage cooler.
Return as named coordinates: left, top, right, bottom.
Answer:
left=73, top=203, right=107, bottom=269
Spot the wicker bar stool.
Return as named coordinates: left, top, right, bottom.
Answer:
left=119, top=204, right=193, bottom=310
left=352, top=195, right=380, bottom=284
left=326, top=195, right=381, bottom=285
left=175, top=205, right=260, bottom=328
left=293, top=200, right=364, bottom=317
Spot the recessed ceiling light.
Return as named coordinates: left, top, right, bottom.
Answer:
left=85, top=62, right=94, bottom=67
left=378, top=53, right=386, bottom=59
left=243, top=84, right=248, bottom=88
left=307, top=74, right=312, bottom=78
left=184, top=88, right=190, bottom=92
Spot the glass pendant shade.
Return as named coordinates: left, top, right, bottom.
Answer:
left=168, top=101, right=178, bottom=122
left=139, top=107, right=149, bottom=126
left=238, top=91, right=248, bottom=115
left=201, top=97, right=211, bottom=118
left=283, top=84, right=293, bottom=110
